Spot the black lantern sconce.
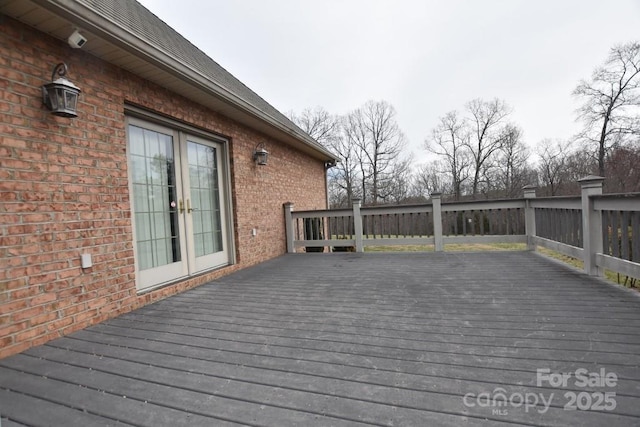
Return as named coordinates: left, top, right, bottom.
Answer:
left=324, top=160, right=337, bottom=170
left=253, top=143, right=269, bottom=166
left=42, top=62, right=81, bottom=118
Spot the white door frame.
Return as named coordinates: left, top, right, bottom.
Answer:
left=126, top=114, right=234, bottom=292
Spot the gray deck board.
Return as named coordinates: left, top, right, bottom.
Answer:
left=1, top=252, right=640, bottom=426
left=105, top=313, right=640, bottom=354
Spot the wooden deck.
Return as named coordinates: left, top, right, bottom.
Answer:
left=1, top=251, right=640, bottom=426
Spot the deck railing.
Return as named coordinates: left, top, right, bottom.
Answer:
left=284, top=176, right=640, bottom=280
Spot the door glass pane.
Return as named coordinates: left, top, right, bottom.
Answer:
left=188, top=141, right=223, bottom=257
left=129, top=125, right=181, bottom=271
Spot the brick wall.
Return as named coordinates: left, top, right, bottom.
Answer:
left=0, top=17, right=327, bottom=358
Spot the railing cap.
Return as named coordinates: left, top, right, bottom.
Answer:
left=523, top=185, right=536, bottom=198
left=578, top=175, right=605, bottom=185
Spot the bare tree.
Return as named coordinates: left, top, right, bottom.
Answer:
left=465, top=98, right=512, bottom=196
left=425, top=111, right=471, bottom=200
left=290, top=106, right=362, bottom=207
left=605, top=143, right=640, bottom=192
left=288, top=106, right=340, bottom=146
left=343, top=110, right=371, bottom=204
left=384, top=157, right=414, bottom=204
left=536, top=139, right=574, bottom=196
left=573, top=41, right=640, bottom=176
left=346, top=100, right=407, bottom=205
left=495, top=124, right=531, bottom=198
left=412, top=161, right=452, bottom=198
left=327, top=129, right=363, bottom=207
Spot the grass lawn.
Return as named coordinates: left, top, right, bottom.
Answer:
left=364, top=242, right=526, bottom=252
left=536, top=247, right=638, bottom=289
left=359, top=241, right=638, bottom=290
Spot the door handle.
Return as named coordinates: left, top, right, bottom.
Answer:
left=187, top=199, right=196, bottom=213
left=178, top=199, right=185, bottom=214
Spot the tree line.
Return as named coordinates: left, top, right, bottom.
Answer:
left=290, top=41, right=640, bottom=207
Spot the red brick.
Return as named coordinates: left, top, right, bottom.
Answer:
left=12, top=306, right=45, bottom=322
left=14, top=325, right=48, bottom=342
left=29, top=292, right=57, bottom=306
left=28, top=272, right=57, bottom=285
left=9, top=286, right=40, bottom=300
left=0, top=342, right=31, bottom=359
left=0, top=314, right=12, bottom=326
left=0, top=321, right=28, bottom=337
left=48, top=316, right=74, bottom=331
left=29, top=311, right=58, bottom=327
left=62, top=303, right=85, bottom=317
left=1, top=299, right=29, bottom=313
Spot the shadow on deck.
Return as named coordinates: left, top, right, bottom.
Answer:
left=1, top=251, right=640, bottom=426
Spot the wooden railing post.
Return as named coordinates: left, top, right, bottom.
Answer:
left=283, top=202, right=295, bottom=253
left=431, top=192, right=443, bottom=252
left=352, top=198, right=364, bottom=253
left=578, top=176, right=605, bottom=276
left=523, top=185, right=537, bottom=251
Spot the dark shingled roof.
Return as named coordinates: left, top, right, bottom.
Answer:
left=77, top=0, right=317, bottom=150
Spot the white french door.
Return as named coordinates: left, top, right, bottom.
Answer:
left=127, top=118, right=230, bottom=291
left=183, top=135, right=229, bottom=272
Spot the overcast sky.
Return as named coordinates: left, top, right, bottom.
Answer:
left=138, top=0, right=640, bottom=163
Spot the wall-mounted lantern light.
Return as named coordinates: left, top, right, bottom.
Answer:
left=253, top=143, right=269, bottom=166
left=42, top=62, right=81, bottom=118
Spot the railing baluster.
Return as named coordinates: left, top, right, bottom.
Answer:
left=633, top=211, right=640, bottom=262
left=504, top=209, right=509, bottom=235
left=488, top=209, right=494, bottom=235
left=567, top=210, right=573, bottom=246
left=578, top=209, right=583, bottom=247
left=612, top=211, right=620, bottom=258
left=383, top=214, right=387, bottom=237
left=462, top=211, right=467, bottom=236
left=410, top=212, right=414, bottom=237
left=602, top=210, right=610, bottom=256
left=386, top=213, right=390, bottom=237
left=295, top=217, right=300, bottom=241
left=373, top=215, right=377, bottom=239
left=453, top=212, right=458, bottom=235
left=471, top=210, right=476, bottom=235
left=517, top=208, right=522, bottom=235
left=622, top=210, right=630, bottom=261
left=373, top=214, right=377, bottom=238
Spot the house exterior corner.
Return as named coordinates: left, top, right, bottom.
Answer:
left=0, top=13, right=330, bottom=358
